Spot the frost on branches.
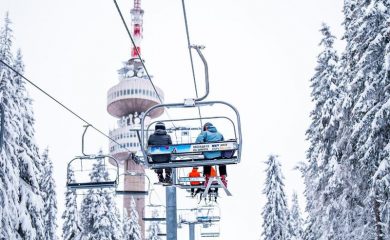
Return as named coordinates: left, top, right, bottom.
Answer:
left=78, top=155, right=123, bottom=240
left=261, top=155, right=290, bottom=240
left=123, top=196, right=142, bottom=240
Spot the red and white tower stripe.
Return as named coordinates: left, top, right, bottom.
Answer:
left=130, top=0, right=144, bottom=58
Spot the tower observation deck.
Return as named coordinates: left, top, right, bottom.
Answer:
left=107, top=0, right=164, bottom=237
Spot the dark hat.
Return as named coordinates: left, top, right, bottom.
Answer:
left=203, top=122, right=213, bottom=131
left=155, top=122, right=166, bottom=130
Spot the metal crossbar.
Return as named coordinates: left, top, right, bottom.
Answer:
left=67, top=181, right=117, bottom=190
left=115, top=190, right=148, bottom=195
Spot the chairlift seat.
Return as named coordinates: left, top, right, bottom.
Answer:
left=197, top=216, right=221, bottom=223
left=201, top=233, right=220, bottom=238
left=115, top=190, right=148, bottom=196
left=178, top=177, right=205, bottom=182
left=142, top=217, right=166, bottom=221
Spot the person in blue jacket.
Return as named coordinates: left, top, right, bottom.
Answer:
left=195, top=122, right=227, bottom=187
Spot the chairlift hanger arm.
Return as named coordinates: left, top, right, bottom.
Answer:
left=190, top=45, right=209, bottom=102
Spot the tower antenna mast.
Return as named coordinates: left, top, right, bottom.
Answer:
left=130, top=0, right=144, bottom=58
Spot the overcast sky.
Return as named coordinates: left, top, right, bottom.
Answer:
left=3, top=0, right=345, bottom=239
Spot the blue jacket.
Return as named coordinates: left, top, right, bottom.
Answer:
left=195, top=125, right=224, bottom=159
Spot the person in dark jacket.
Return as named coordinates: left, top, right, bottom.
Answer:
left=148, top=122, right=173, bottom=184
left=195, top=122, right=227, bottom=188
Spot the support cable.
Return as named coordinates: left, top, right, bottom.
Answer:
left=0, top=59, right=135, bottom=156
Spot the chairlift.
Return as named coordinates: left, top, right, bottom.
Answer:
left=0, top=103, right=4, bottom=151
left=196, top=204, right=221, bottom=223
left=66, top=125, right=119, bottom=190
left=200, top=221, right=220, bottom=238
left=139, top=46, right=242, bottom=170
left=115, top=171, right=150, bottom=196
left=142, top=188, right=166, bottom=221
left=142, top=204, right=166, bottom=221
left=66, top=155, right=120, bottom=190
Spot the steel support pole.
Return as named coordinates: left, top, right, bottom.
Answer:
left=189, top=222, right=195, bottom=240
left=166, top=185, right=177, bottom=240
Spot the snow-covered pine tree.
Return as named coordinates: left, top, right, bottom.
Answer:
left=304, top=23, right=340, bottom=240
left=261, top=155, right=290, bottom=240
left=40, top=148, right=58, bottom=240
left=123, top=196, right=142, bottom=240
left=78, top=155, right=123, bottom=240
left=146, top=209, right=162, bottom=240
left=62, top=167, right=81, bottom=240
left=289, top=192, right=304, bottom=240
left=13, top=47, right=45, bottom=240
left=331, top=1, right=390, bottom=239
left=0, top=12, right=20, bottom=240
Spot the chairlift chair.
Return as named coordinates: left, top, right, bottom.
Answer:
left=196, top=204, right=221, bottom=223
left=142, top=204, right=166, bottom=221
left=66, top=125, right=120, bottom=190
left=115, top=171, right=150, bottom=196
left=139, top=46, right=242, bottom=170
left=200, top=221, right=220, bottom=238
left=66, top=155, right=120, bottom=190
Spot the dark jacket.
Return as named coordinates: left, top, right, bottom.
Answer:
left=148, top=129, right=172, bottom=163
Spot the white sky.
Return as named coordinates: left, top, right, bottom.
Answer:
left=3, top=0, right=345, bottom=239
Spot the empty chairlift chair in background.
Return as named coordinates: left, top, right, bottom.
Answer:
left=66, top=154, right=120, bottom=190
left=200, top=221, right=220, bottom=238
left=196, top=204, right=221, bottom=223
left=66, top=125, right=120, bottom=191
left=115, top=171, right=150, bottom=196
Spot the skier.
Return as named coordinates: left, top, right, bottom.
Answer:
left=195, top=122, right=227, bottom=188
left=148, top=122, right=173, bottom=184
left=189, top=167, right=202, bottom=197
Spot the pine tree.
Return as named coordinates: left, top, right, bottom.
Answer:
left=14, top=47, right=45, bottom=240
left=331, top=1, right=390, bottom=239
left=304, top=23, right=340, bottom=240
left=0, top=12, right=20, bottom=240
left=123, top=196, right=142, bottom=240
left=62, top=167, right=81, bottom=240
left=261, top=155, right=290, bottom=240
left=146, top=209, right=162, bottom=240
left=289, top=192, right=304, bottom=240
left=41, top=148, right=58, bottom=240
left=78, top=155, right=123, bottom=240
